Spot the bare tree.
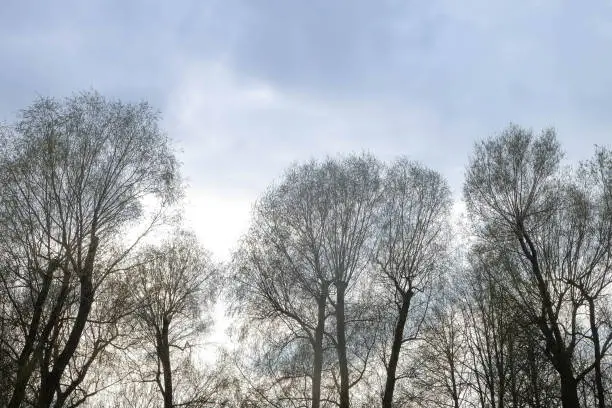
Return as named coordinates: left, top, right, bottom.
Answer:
left=374, top=159, right=452, bottom=408
left=464, top=125, right=612, bottom=408
left=0, top=92, right=180, bottom=407
left=234, top=155, right=382, bottom=408
left=128, top=229, right=218, bottom=408
left=319, top=155, right=382, bottom=408
left=235, top=159, right=336, bottom=408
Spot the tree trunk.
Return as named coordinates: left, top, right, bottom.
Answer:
left=381, top=292, right=411, bottom=408
left=160, top=318, right=173, bottom=408
left=527, top=341, right=542, bottom=408
left=508, top=339, right=518, bottom=408
left=586, top=297, right=606, bottom=408
left=37, top=237, right=98, bottom=408
left=449, top=359, right=460, bottom=408
left=559, top=374, right=580, bottom=408
left=335, top=282, right=349, bottom=408
left=518, top=230, right=580, bottom=408
left=312, top=283, right=328, bottom=408
left=496, top=351, right=505, bottom=408
left=8, top=263, right=56, bottom=408
left=37, top=273, right=95, bottom=407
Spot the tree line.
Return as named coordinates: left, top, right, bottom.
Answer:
left=0, top=92, right=611, bottom=408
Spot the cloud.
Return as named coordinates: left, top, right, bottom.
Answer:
left=164, top=60, right=464, bottom=191
left=2, top=0, right=612, bottom=258
left=163, top=60, right=483, bottom=258
left=182, top=187, right=252, bottom=262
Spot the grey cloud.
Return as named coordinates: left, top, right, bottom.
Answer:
left=218, top=0, right=612, bottom=132
left=0, top=0, right=229, bottom=114
left=1, top=0, right=611, bottom=181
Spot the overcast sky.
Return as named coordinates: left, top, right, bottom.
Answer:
left=2, top=0, right=611, bottom=259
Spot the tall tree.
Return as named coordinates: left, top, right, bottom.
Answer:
left=235, top=160, right=335, bottom=408
left=0, top=92, right=179, bottom=407
left=374, top=159, right=452, bottom=408
left=319, top=155, right=382, bottom=408
left=235, top=155, right=382, bottom=408
left=464, top=125, right=612, bottom=408
left=129, top=229, right=218, bottom=408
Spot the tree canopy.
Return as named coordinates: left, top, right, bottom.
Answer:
left=1, top=94, right=611, bottom=408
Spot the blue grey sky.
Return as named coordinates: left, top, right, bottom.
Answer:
left=2, top=0, right=611, bottom=258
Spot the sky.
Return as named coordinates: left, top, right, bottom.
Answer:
left=1, top=0, right=612, bottom=260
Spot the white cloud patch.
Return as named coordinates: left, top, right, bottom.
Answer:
left=163, top=61, right=484, bottom=259
left=182, top=187, right=252, bottom=262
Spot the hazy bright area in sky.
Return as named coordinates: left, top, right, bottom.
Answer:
left=1, top=0, right=612, bottom=261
